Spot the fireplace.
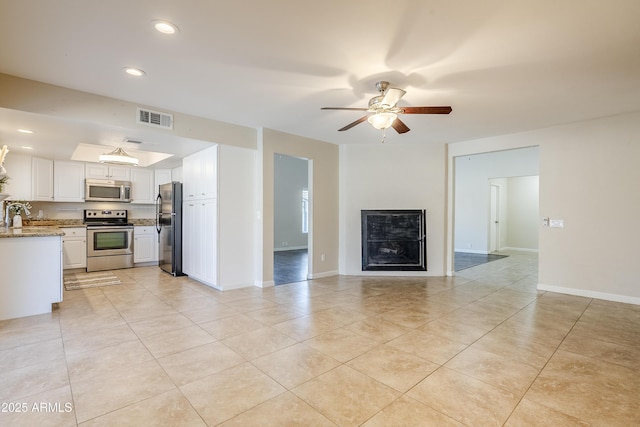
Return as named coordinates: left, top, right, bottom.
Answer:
left=361, top=209, right=427, bottom=271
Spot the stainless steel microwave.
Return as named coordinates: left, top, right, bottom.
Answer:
left=85, top=179, right=132, bottom=202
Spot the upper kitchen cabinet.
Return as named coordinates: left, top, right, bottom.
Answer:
left=130, top=168, right=155, bottom=204
left=154, top=169, right=172, bottom=187
left=183, top=145, right=217, bottom=201
left=2, top=153, right=32, bottom=200
left=54, top=161, right=85, bottom=202
left=85, top=163, right=130, bottom=181
left=32, top=157, right=54, bottom=201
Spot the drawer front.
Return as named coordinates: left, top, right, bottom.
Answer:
left=135, top=226, right=156, bottom=235
left=62, top=227, right=87, bottom=238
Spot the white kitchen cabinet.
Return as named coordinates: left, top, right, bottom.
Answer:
left=2, top=153, right=32, bottom=200
left=182, top=202, right=196, bottom=276
left=200, top=199, right=217, bottom=284
left=171, top=166, right=182, bottom=183
left=85, top=163, right=131, bottom=181
left=130, top=168, right=155, bottom=204
left=201, top=147, right=217, bottom=199
left=154, top=169, right=172, bottom=187
left=0, top=235, right=62, bottom=321
left=182, top=199, right=217, bottom=286
left=182, top=155, right=197, bottom=201
left=62, top=227, right=86, bottom=270
left=32, top=157, right=54, bottom=201
left=134, top=226, right=158, bottom=264
left=54, top=161, right=85, bottom=202
left=182, top=146, right=217, bottom=200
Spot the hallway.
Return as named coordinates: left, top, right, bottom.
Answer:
left=274, top=249, right=308, bottom=285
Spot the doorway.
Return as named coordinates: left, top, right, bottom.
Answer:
left=273, top=153, right=310, bottom=285
left=452, top=147, right=540, bottom=274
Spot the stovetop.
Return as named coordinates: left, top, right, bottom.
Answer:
left=83, top=209, right=130, bottom=226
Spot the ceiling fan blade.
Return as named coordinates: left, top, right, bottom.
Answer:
left=380, top=88, right=406, bottom=108
left=338, top=116, right=369, bottom=131
left=391, top=118, right=410, bottom=134
left=400, top=106, right=452, bottom=114
left=321, top=107, right=369, bottom=111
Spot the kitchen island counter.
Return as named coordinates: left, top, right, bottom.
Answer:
left=0, top=226, right=65, bottom=238
left=0, top=228, right=63, bottom=321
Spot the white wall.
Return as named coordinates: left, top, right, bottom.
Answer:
left=454, top=147, right=539, bottom=253
left=450, top=111, right=640, bottom=304
left=274, top=154, right=308, bottom=250
left=217, top=144, right=256, bottom=289
left=505, top=176, right=539, bottom=251
left=538, top=113, right=640, bottom=303
left=340, top=143, right=447, bottom=276
left=257, top=128, right=339, bottom=286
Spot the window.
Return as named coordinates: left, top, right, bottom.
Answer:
left=302, top=189, right=309, bottom=233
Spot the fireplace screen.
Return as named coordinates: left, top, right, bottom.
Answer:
left=361, top=210, right=426, bottom=271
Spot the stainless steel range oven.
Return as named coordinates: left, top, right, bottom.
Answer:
left=84, top=209, right=134, bottom=272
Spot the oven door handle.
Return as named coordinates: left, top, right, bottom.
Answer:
left=86, top=225, right=134, bottom=230
left=155, top=193, right=162, bottom=234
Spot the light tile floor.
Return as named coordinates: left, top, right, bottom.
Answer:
left=1, top=251, right=639, bottom=426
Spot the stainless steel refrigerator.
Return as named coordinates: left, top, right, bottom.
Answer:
left=156, top=182, right=184, bottom=276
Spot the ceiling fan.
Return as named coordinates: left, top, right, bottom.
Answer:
left=321, top=81, right=452, bottom=138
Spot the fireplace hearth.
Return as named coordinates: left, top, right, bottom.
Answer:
left=361, top=209, right=426, bottom=271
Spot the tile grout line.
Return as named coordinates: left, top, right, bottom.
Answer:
left=500, top=296, right=594, bottom=425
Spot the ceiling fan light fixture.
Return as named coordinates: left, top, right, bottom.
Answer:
left=99, top=147, right=139, bottom=166
left=367, top=112, right=397, bottom=130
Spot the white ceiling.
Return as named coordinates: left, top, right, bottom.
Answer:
left=1, top=0, right=639, bottom=167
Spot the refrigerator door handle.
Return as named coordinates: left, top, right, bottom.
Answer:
left=155, top=193, right=162, bottom=234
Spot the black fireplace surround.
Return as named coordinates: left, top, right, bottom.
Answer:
left=361, top=209, right=427, bottom=271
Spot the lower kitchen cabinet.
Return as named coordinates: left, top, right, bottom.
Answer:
left=134, top=226, right=158, bottom=264
left=0, top=235, right=62, bottom=321
left=182, top=199, right=217, bottom=286
left=62, top=227, right=87, bottom=270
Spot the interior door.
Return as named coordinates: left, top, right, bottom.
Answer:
left=489, top=184, right=500, bottom=252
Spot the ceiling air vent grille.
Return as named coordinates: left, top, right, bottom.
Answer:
left=137, top=108, right=173, bottom=130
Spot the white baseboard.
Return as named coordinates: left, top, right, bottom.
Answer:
left=501, top=247, right=539, bottom=253
left=308, top=270, right=338, bottom=279
left=134, top=261, right=159, bottom=267
left=255, top=280, right=275, bottom=288
left=273, top=246, right=308, bottom=252
left=454, top=247, right=539, bottom=254
left=537, top=283, right=640, bottom=306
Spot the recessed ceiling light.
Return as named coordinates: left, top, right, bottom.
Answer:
left=153, top=20, right=179, bottom=34
left=124, top=67, right=146, bottom=77
left=21, top=146, right=34, bottom=150
left=17, top=129, right=34, bottom=134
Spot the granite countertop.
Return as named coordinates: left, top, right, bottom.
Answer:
left=20, top=218, right=157, bottom=227
left=1, top=219, right=85, bottom=238
left=0, top=226, right=65, bottom=238
left=131, top=219, right=156, bottom=226
left=24, top=219, right=85, bottom=228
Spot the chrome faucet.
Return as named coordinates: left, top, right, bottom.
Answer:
left=4, top=202, right=31, bottom=227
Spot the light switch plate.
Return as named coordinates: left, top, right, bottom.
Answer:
left=549, top=219, right=565, bottom=228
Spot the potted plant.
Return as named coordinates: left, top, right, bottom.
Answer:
left=0, top=175, right=8, bottom=193
left=8, top=200, right=31, bottom=216
left=8, top=200, right=31, bottom=227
